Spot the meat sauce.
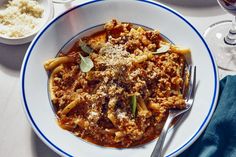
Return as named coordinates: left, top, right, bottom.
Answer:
left=48, top=20, right=187, bottom=148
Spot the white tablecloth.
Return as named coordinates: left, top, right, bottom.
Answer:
left=0, top=0, right=235, bottom=156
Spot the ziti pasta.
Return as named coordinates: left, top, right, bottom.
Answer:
left=44, top=19, right=190, bottom=148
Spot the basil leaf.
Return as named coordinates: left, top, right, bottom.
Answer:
left=153, top=44, right=170, bottom=54
left=79, top=54, right=94, bottom=72
left=79, top=39, right=93, bottom=54
left=131, top=95, right=137, bottom=117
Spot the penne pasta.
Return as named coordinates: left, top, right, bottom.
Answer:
left=138, top=98, right=152, bottom=117
left=44, top=56, right=74, bottom=71
left=138, top=97, right=148, bottom=111
left=61, top=98, right=82, bottom=115
left=49, top=64, right=64, bottom=100
left=107, top=97, right=118, bottom=125
left=148, top=102, right=161, bottom=111
left=43, top=19, right=189, bottom=148
left=170, top=45, right=191, bottom=54
left=74, top=118, right=89, bottom=129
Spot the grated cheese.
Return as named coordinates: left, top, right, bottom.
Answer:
left=98, top=42, right=134, bottom=67
left=116, top=109, right=127, bottom=119
left=0, top=0, right=44, bottom=38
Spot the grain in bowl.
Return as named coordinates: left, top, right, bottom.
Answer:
left=0, top=0, right=44, bottom=38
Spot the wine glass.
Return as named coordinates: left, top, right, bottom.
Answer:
left=52, top=0, right=74, bottom=4
left=204, top=0, right=236, bottom=71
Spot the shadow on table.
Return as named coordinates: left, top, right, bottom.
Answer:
left=0, top=43, right=29, bottom=77
left=156, top=0, right=225, bottom=17
left=31, top=130, right=61, bottom=157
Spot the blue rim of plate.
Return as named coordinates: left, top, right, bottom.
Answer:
left=20, top=0, right=219, bottom=157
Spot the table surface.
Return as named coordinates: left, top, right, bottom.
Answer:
left=0, top=0, right=235, bottom=157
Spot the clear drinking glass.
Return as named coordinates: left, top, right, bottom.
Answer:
left=204, top=0, right=236, bottom=71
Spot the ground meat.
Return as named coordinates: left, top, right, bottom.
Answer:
left=46, top=19, right=188, bottom=148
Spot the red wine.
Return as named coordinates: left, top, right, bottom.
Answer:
left=218, top=0, right=236, bottom=15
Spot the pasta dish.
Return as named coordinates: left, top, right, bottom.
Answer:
left=44, top=19, right=190, bottom=148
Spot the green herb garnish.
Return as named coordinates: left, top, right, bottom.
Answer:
left=79, top=39, right=93, bottom=54
left=131, top=95, right=137, bottom=117
left=79, top=54, right=94, bottom=72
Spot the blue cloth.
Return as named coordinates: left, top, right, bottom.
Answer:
left=178, top=76, right=236, bottom=157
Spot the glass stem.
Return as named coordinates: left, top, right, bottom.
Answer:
left=224, top=16, right=236, bottom=45
left=231, top=16, right=236, bottom=33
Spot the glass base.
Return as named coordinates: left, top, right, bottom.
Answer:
left=52, top=0, right=74, bottom=4
left=204, top=20, right=236, bottom=71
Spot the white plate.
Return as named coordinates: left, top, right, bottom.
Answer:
left=20, top=0, right=219, bottom=157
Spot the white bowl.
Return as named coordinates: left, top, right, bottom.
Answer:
left=0, top=0, right=54, bottom=45
left=20, top=0, right=219, bottom=157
